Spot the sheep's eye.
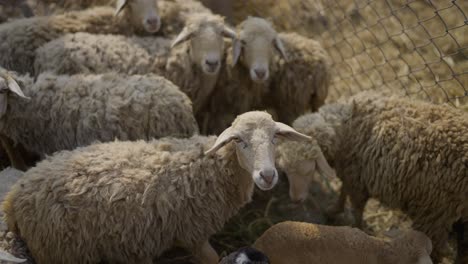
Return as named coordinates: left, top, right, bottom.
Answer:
left=271, top=137, right=278, bottom=145
left=234, top=138, right=248, bottom=149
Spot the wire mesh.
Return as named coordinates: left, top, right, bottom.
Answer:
left=230, top=0, right=468, bottom=110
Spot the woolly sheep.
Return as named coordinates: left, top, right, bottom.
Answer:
left=34, top=14, right=237, bottom=115
left=276, top=91, right=468, bottom=262
left=200, top=16, right=330, bottom=134
left=219, top=247, right=270, bottom=264
left=0, top=68, right=198, bottom=161
left=0, top=0, right=161, bottom=74
left=34, top=32, right=171, bottom=77
left=167, top=14, right=236, bottom=114
left=2, top=111, right=312, bottom=264
left=253, top=221, right=433, bottom=264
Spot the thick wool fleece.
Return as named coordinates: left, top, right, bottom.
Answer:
left=3, top=136, right=253, bottom=264
left=1, top=72, right=198, bottom=156
left=253, top=221, right=432, bottom=264
left=34, top=32, right=171, bottom=76
left=0, top=6, right=153, bottom=74
left=281, top=91, right=468, bottom=261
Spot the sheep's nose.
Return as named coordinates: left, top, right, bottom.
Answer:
left=254, top=69, right=266, bottom=79
left=260, top=168, right=276, bottom=184
left=145, top=17, right=160, bottom=27
left=205, top=59, right=219, bottom=67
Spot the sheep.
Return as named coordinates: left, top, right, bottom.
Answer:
left=219, top=247, right=270, bottom=264
left=276, top=91, right=468, bottom=262
left=34, top=32, right=172, bottom=77
left=2, top=111, right=312, bottom=264
left=200, top=16, right=330, bottom=134
left=253, top=221, right=433, bottom=264
left=34, top=14, right=237, bottom=116
left=166, top=13, right=236, bottom=114
left=0, top=0, right=161, bottom=74
left=0, top=68, right=198, bottom=164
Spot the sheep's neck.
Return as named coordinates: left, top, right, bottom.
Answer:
left=217, top=143, right=254, bottom=206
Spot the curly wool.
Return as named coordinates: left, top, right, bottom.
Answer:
left=3, top=136, right=253, bottom=264
left=0, top=6, right=155, bottom=74
left=269, top=32, right=330, bottom=124
left=279, top=91, right=468, bottom=261
left=253, top=221, right=432, bottom=264
left=34, top=32, right=171, bottom=76
left=1, top=72, right=198, bottom=157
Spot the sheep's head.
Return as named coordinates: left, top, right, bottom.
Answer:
left=219, top=247, right=270, bottom=264
left=277, top=114, right=335, bottom=202
left=232, top=17, right=288, bottom=83
left=0, top=69, right=29, bottom=119
left=172, top=15, right=236, bottom=75
left=115, top=0, right=160, bottom=33
left=205, top=111, right=311, bottom=191
left=387, top=229, right=433, bottom=264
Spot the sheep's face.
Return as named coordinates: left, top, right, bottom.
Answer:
left=277, top=140, right=335, bottom=203
left=232, top=17, right=288, bottom=83
left=171, top=17, right=237, bottom=76
left=115, top=0, right=160, bottom=33
left=190, top=26, right=226, bottom=75
left=205, top=111, right=311, bottom=191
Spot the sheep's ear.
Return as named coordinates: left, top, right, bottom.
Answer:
left=114, top=0, right=128, bottom=16
left=232, top=39, right=242, bottom=66
left=316, top=149, right=335, bottom=179
left=274, top=122, right=311, bottom=142
left=417, top=255, right=433, bottom=264
left=273, top=36, right=288, bottom=61
left=6, top=76, right=29, bottom=100
left=222, top=26, right=237, bottom=39
left=171, top=27, right=193, bottom=48
left=205, top=127, right=237, bottom=156
left=0, top=250, right=26, bottom=263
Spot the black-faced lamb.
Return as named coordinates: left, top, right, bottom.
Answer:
left=2, top=111, right=311, bottom=264
left=219, top=247, right=270, bottom=264
left=253, top=221, right=433, bottom=264
left=276, top=91, right=468, bottom=262
left=201, top=16, right=330, bottom=134
left=0, top=68, right=198, bottom=166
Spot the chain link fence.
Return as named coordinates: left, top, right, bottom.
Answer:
left=227, top=0, right=468, bottom=111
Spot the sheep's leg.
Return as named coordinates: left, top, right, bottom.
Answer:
left=326, top=186, right=346, bottom=216
left=192, top=240, right=218, bottom=264
left=455, top=221, right=468, bottom=264
left=349, top=190, right=368, bottom=228
left=0, top=135, right=27, bottom=171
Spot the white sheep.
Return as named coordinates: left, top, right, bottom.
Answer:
left=0, top=0, right=161, bottom=74
left=276, top=91, right=468, bottom=262
left=0, top=68, right=198, bottom=165
left=200, top=16, right=330, bottom=134
left=2, top=111, right=312, bottom=264
left=34, top=14, right=237, bottom=115
left=34, top=32, right=171, bottom=76
left=253, top=221, right=433, bottom=264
